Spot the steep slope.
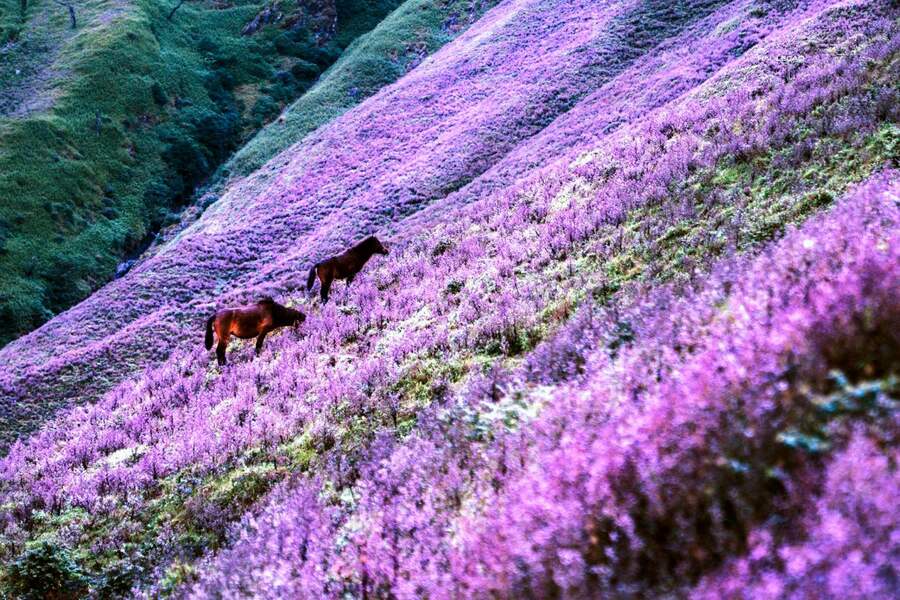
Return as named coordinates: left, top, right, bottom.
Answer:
left=149, top=0, right=503, bottom=254
left=188, top=173, right=899, bottom=598
left=0, top=0, right=749, bottom=448
left=215, top=0, right=503, bottom=185
left=0, top=0, right=896, bottom=596
left=0, top=0, right=402, bottom=346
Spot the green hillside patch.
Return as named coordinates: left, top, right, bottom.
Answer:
left=0, top=0, right=402, bottom=346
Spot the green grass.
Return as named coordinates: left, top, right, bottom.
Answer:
left=582, top=122, right=900, bottom=297
left=0, top=0, right=402, bottom=345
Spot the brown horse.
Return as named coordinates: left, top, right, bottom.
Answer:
left=204, top=298, right=305, bottom=365
left=306, top=236, right=388, bottom=303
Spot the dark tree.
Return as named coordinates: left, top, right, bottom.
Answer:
left=167, top=0, right=188, bottom=21
left=53, top=0, right=76, bottom=29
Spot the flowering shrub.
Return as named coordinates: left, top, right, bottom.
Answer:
left=692, top=431, right=899, bottom=599
left=446, top=174, right=899, bottom=597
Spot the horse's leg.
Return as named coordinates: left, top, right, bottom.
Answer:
left=321, top=277, right=332, bottom=304
left=216, top=330, right=229, bottom=366
left=343, top=274, right=357, bottom=302
left=255, top=329, right=269, bottom=356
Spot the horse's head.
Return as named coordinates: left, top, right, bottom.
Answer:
left=272, top=302, right=305, bottom=329
left=290, top=308, right=306, bottom=329
left=369, top=236, right=389, bottom=255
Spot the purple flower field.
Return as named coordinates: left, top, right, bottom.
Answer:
left=0, top=0, right=897, bottom=596
left=187, top=171, right=899, bottom=598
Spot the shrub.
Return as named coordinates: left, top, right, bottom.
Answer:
left=251, top=95, right=281, bottom=126
left=193, top=110, right=240, bottom=165
left=151, top=82, right=167, bottom=107
left=291, top=59, right=321, bottom=80
left=43, top=255, right=91, bottom=315
left=0, top=218, right=8, bottom=256
left=2, top=541, right=89, bottom=600
left=162, top=137, right=209, bottom=197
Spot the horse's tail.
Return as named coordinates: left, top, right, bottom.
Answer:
left=306, top=264, right=318, bottom=291
left=204, top=315, right=215, bottom=350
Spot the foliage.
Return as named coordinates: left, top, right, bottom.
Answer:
left=183, top=172, right=900, bottom=598
left=2, top=540, right=89, bottom=599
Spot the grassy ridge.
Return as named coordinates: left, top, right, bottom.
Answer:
left=0, top=0, right=401, bottom=345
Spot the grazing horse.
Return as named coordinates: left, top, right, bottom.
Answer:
left=204, top=298, right=305, bottom=365
left=306, top=236, right=388, bottom=303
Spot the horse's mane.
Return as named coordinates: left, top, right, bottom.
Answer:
left=357, top=235, right=382, bottom=250
left=257, top=296, right=276, bottom=305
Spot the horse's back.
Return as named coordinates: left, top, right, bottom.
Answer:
left=332, top=250, right=365, bottom=279
left=216, top=306, right=270, bottom=339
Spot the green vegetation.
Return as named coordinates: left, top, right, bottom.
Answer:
left=2, top=539, right=89, bottom=599
left=0, top=433, right=320, bottom=596
left=0, top=0, right=402, bottom=345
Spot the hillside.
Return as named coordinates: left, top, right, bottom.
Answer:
left=151, top=0, right=503, bottom=252
left=0, top=0, right=404, bottom=346
left=0, top=0, right=506, bottom=449
left=0, top=0, right=761, bottom=447
left=214, top=0, right=503, bottom=186
left=0, top=0, right=897, bottom=597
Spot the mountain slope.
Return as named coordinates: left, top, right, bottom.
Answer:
left=215, top=0, right=503, bottom=186
left=0, top=0, right=897, bottom=596
left=149, top=0, right=503, bottom=256
left=0, top=0, right=402, bottom=346
left=0, top=0, right=747, bottom=448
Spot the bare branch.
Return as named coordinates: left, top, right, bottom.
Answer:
left=167, top=0, right=187, bottom=21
